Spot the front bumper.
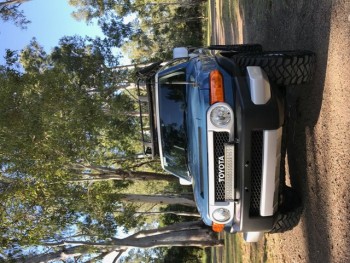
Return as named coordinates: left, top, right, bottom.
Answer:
left=234, top=65, right=284, bottom=232
left=207, top=57, right=285, bottom=232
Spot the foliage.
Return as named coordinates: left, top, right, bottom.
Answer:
left=98, top=14, right=133, bottom=48
left=0, top=0, right=30, bottom=30
left=0, top=36, right=142, bottom=254
left=119, top=247, right=164, bottom=263
left=123, top=3, right=205, bottom=62
left=162, top=247, right=204, bottom=263
left=120, top=246, right=205, bottom=263
left=68, top=0, right=206, bottom=63
left=1, top=37, right=139, bottom=174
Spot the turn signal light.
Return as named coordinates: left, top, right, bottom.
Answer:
left=210, top=70, right=224, bottom=105
left=212, top=222, right=225, bottom=232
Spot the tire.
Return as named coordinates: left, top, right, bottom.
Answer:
left=232, top=50, right=315, bottom=85
left=269, top=186, right=303, bottom=233
left=208, top=44, right=263, bottom=52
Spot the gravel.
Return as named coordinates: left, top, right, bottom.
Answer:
left=211, top=0, right=350, bottom=262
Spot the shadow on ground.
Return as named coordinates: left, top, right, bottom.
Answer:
left=240, top=1, right=334, bottom=262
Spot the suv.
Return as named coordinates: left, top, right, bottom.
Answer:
left=136, top=45, right=315, bottom=242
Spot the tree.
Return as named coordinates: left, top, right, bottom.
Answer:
left=69, top=0, right=205, bottom=21
left=68, top=0, right=206, bottom=63
left=120, top=193, right=196, bottom=207
left=68, top=0, right=124, bottom=22
left=0, top=37, right=145, bottom=251
left=11, top=221, right=222, bottom=262
left=1, top=38, right=140, bottom=175
left=98, top=15, right=133, bottom=48
left=0, top=0, right=30, bottom=29
left=122, top=1, right=205, bottom=63
left=68, top=164, right=178, bottom=183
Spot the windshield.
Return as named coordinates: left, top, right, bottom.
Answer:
left=158, top=71, right=189, bottom=178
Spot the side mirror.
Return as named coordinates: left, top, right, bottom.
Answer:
left=179, top=178, right=192, bottom=185
left=173, top=47, right=189, bottom=59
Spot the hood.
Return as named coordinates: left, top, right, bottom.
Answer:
left=186, top=86, right=212, bottom=226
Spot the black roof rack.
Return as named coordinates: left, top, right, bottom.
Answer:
left=136, top=76, right=159, bottom=158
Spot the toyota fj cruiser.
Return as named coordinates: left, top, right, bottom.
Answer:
left=136, top=44, right=315, bottom=242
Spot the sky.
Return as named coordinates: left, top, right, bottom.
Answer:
left=0, top=0, right=121, bottom=64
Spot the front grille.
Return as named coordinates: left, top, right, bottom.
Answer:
left=214, top=132, right=229, bottom=202
left=250, top=131, right=263, bottom=216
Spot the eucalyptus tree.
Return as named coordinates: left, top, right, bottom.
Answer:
left=68, top=0, right=205, bottom=20
left=0, top=37, right=141, bottom=250
left=8, top=221, right=221, bottom=263
left=123, top=1, right=204, bottom=62
left=68, top=0, right=205, bottom=63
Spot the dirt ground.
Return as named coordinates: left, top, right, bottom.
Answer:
left=210, top=0, right=350, bottom=262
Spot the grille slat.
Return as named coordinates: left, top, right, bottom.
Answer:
left=250, top=131, right=263, bottom=216
left=213, top=132, right=229, bottom=202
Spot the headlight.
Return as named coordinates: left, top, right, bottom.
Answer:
left=210, top=105, right=231, bottom=128
left=212, top=208, right=231, bottom=222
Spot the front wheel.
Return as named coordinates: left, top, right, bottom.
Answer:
left=269, top=186, right=303, bottom=233
left=231, top=51, right=315, bottom=86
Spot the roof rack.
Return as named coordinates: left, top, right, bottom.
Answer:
left=136, top=76, right=159, bottom=158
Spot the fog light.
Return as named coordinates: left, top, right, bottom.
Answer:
left=212, top=208, right=231, bottom=222
left=210, top=105, right=231, bottom=128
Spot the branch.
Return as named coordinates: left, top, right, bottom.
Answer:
left=0, top=0, right=30, bottom=7
left=20, top=245, right=89, bottom=263
left=42, top=240, right=111, bottom=248
left=125, top=160, right=157, bottom=169
left=112, top=250, right=126, bottom=263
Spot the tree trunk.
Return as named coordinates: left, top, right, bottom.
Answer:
left=120, top=193, right=196, bottom=207
left=70, top=165, right=178, bottom=182
left=134, top=210, right=200, bottom=217
left=88, top=171, right=176, bottom=182
left=20, top=246, right=89, bottom=263
left=113, top=221, right=221, bottom=249
left=22, top=221, right=222, bottom=262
